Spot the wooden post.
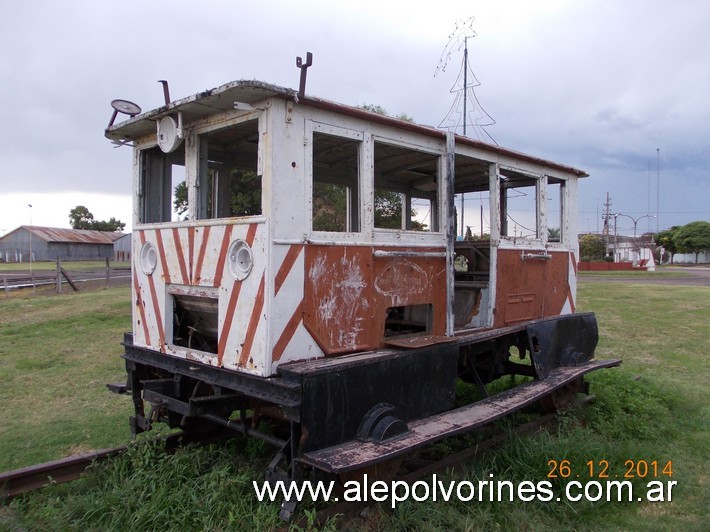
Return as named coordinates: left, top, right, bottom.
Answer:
left=3, top=278, right=7, bottom=298
left=105, top=257, right=110, bottom=287
left=60, top=267, right=80, bottom=292
left=56, top=258, right=62, bottom=294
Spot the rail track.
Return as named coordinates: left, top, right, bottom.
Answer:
left=0, top=429, right=236, bottom=500
left=2, top=398, right=589, bottom=526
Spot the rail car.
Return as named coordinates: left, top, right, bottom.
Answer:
left=105, top=69, right=619, bottom=515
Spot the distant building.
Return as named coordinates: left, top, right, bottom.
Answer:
left=113, top=233, right=132, bottom=262
left=0, top=226, right=123, bottom=262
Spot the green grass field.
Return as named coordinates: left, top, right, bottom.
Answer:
left=0, top=261, right=130, bottom=272
left=1, top=282, right=708, bottom=530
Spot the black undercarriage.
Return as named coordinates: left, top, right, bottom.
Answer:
left=113, top=312, right=618, bottom=518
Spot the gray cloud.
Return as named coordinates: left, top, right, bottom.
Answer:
left=1, top=0, right=708, bottom=234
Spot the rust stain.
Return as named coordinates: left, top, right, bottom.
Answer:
left=495, top=249, right=570, bottom=327
left=304, top=246, right=447, bottom=354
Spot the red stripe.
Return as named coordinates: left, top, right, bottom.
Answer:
left=239, top=273, right=266, bottom=367
left=154, top=230, right=171, bottom=285
left=133, top=269, right=152, bottom=346
left=245, top=223, right=258, bottom=246
left=193, top=225, right=211, bottom=284
left=187, top=226, right=195, bottom=284
left=145, top=264, right=165, bottom=352
left=567, top=293, right=576, bottom=313
left=218, top=280, right=243, bottom=366
left=213, top=225, right=234, bottom=287
left=172, top=228, right=189, bottom=285
left=273, top=300, right=304, bottom=362
left=275, top=245, right=303, bottom=296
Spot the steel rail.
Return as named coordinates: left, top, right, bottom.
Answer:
left=0, top=429, right=235, bottom=500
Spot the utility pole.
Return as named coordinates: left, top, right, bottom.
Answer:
left=602, top=192, right=612, bottom=257
left=656, top=148, right=660, bottom=232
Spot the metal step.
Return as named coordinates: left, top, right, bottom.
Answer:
left=300, top=359, right=621, bottom=474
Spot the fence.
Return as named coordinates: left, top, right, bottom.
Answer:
left=1, top=258, right=131, bottom=297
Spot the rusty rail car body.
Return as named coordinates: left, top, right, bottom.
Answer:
left=105, top=77, right=619, bottom=508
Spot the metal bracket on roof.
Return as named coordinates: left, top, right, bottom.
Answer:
left=295, top=52, right=313, bottom=101
left=158, top=80, right=171, bottom=105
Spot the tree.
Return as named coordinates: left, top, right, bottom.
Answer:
left=653, top=226, right=680, bottom=264
left=173, top=181, right=188, bottom=219
left=673, top=221, right=710, bottom=264
left=69, top=205, right=94, bottom=229
left=578, top=234, right=605, bottom=261
left=359, top=104, right=414, bottom=123
left=69, top=206, right=126, bottom=232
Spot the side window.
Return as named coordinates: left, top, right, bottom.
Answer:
left=499, top=170, right=538, bottom=239
left=140, top=147, right=185, bottom=223
left=547, top=178, right=565, bottom=242
left=197, top=119, right=261, bottom=219
left=373, top=141, right=439, bottom=231
left=312, top=131, right=360, bottom=232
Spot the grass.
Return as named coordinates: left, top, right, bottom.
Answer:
left=578, top=269, right=690, bottom=278
left=0, top=261, right=130, bottom=272
left=0, top=287, right=134, bottom=471
left=2, top=282, right=709, bottom=530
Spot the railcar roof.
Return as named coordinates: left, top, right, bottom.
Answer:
left=105, top=79, right=587, bottom=178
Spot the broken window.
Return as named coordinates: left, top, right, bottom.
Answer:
left=140, top=147, right=186, bottom=223
left=500, top=170, right=539, bottom=239
left=312, top=130, right=360, bottom=232
left=197, top=119, right=261, bottom=219
left=373, top=141, right=439, bottom=231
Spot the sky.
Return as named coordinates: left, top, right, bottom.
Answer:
left=1, top=0, right=708, bottom=237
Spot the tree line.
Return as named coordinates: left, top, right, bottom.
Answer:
left=68, top=206, right=125, bottom=232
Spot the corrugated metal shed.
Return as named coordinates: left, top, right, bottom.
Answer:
left=0, top=226, right=124, bottom=262
left=22, top=226, right=122, bottom=244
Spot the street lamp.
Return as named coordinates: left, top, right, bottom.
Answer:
left=616, top=213, right=656, bottom=264
left=27, top=204, right=33, bottom=275
left=616, top=213, right=656, bottom=239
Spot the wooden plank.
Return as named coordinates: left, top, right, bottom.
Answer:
left=300, top=359, right=621, bottom=473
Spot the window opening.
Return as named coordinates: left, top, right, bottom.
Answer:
left=312, top=132, right=360, bottom=232
left=384, top=304, right=432, bottom=337
left=172, top=294, right=218, bottom=354
left=374, top=141, right=439, bottom=231
left=140, top=147, right=186, bottom=223
left=547, top=178, right=564, bottom=242
left=197, top=119, right=261, bottom=219
left=500, top=170, right=538, bottom=239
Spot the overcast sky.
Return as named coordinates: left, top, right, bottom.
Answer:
left=1, top=0, right=708, bottom=237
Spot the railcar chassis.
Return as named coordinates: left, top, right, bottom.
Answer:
left=117, top=312, right=619, bottom=514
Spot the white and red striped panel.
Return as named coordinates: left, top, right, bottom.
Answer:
left=132, top=222, right=268, bottom=374
left=132, top=223, right=324, bottom=377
